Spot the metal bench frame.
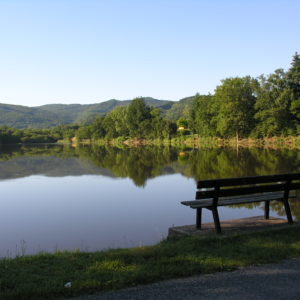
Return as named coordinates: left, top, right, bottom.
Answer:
left=181, top=173, right=300, bottom=233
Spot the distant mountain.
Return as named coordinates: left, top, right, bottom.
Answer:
left=0, top=103, right=60, bottom=128
left=0, top=97, right=176, bottom=129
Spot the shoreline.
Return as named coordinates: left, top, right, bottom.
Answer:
left=65, top=135, right=300, bottom=149
left=1, top=225, right=300, bottom=299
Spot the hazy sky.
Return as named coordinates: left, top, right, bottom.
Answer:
left=0, top=0, right=299, bottom=107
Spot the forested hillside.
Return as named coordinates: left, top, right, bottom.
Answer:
left=0, top=97, right=175, bottom=129
left=0, top=103, right=60, bottom=128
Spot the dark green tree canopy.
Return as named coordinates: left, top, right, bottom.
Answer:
left=287, top=52, right=300, bottom=124
left=214, top=76, right=257, bottom=138
left=126, top=98, right=151, bottom=138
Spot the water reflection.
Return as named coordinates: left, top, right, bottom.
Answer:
left=0, top=144, right=300, bottom=256
left=2, top=144, right=300, bottom=183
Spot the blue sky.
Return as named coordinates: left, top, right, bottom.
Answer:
left=0, top=0, right=299, bottom=107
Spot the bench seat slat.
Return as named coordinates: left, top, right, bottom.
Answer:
left=197, top=173, right=300, bottom=189
left=181, top=191, right=296, bottom=208
left=196, top=183, right=287, bottom=199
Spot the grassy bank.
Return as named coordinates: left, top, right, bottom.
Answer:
left=1, top=226, right=300, bottom=299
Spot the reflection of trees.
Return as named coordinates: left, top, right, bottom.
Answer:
left=228, top=200, right=300, bottom=221
left=250, top=148, right=300, bottom=175
left=0, top=144, right=75, bottom=161
left=1, top=144, right=300, bottom=218
left=180, top=147, right=300, bottom=180
left=75, top=145, right=300, bottom=199
left=178, top=148, right=262, bottom=180
left=269, top=190, right=300, bottom=221
left=76, top=145, right=179, bottom=187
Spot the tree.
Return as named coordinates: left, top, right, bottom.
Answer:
left=107, top=106, right=128, bottom=137
left=89, top=116, right=106, bottom=139
left=126, top=98, right=151, bottom=138
left=287, top=52, right=300, bottom=131
left=0, top=126, right=21, bottom=144
left=76, top=125, right=92, bottom=141
left=190, top=94, right=216, bottom=136
left=254, top=69, right=296, bottom=137
left=214, top=77, right=257, bottom=139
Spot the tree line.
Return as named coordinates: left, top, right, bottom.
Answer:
left=76, top=53, right=300, bottom=141
left=75, top=99, right=177, bottom=141
left=0, top=125, right=79, bottom=144
left=0, top=53, right=299, bottom=144
left=191, top=53, right=300, bottom=138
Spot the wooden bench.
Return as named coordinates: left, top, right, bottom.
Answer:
left=181, top=173, right=300, bottom=233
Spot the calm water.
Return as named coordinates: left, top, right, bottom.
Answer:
left=1, top=144, right=300, bottom=257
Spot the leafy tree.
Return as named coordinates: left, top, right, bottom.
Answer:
left=287, top=52, right=300, bottom=130
left=89, top=116, right=106, bottom=139
left=76, top=125, right=93, bottom=141
left=147, top=108, right=176, bottom=139
left=190, top=94, right=216, bottom=136
left=0, top=126, right=21, bottom=144
left=102, top=114, right=118, bottom=138
left=126, top=98, right=151, bottom=138
left=177, top=117, right=188, bottom=128
left=254, top=69, right=296, bottom=137
left=214, top=77, right=257, bottom=139
left=106, top=106, right=129, bottom=137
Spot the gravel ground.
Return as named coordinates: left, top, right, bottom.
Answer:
left=68, top=258, right=300, bottom=300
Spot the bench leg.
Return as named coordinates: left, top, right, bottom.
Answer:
left=283, top=199, right=293, bottom=224
left=196, top=208, right=202, bottom=229
left=212, top=207, right=221, bottom=234
left=264, top=201, right=270, bottom=219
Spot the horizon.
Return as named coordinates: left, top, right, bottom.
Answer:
left=0, top=95, right=187, bottom=108
left=0, top=0, right=299, bottom=107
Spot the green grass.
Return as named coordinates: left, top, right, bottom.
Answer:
left=1, top=226, right=300, bottom=299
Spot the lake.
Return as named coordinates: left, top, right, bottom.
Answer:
left=1, top=144, right=300, bottom=257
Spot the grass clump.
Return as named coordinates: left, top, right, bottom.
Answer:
left=1, top=226, right=300, bottom=299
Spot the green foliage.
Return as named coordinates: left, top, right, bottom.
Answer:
left=287, top=52, right=300, bottom=130
left=0, top=126, right=20, bottom=144
left=190, top=94, right=216, bottom=136
left=188, top=53, right=300, bottom=139
left=176, top=117, right=188, bottom=128
left=214, top=76, right=257, bottom=138
left=76, top=125, right=93, bottom=140
left=253, top=70, right=296, bottom=137
left=126, top=98, right=151, bottom=138
left=75, top=98, right=177, bottom=141
left=0, top=125, right=80, bottom=145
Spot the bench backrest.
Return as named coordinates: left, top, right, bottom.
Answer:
left=196, top=173, right=300, bottom=200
